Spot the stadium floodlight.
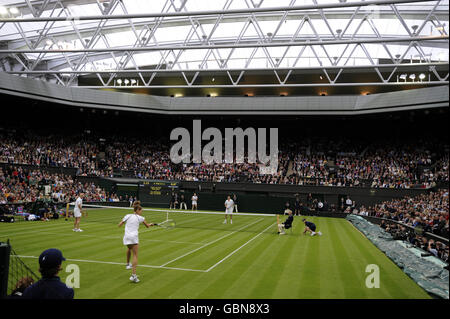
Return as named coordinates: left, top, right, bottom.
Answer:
left=419, top=73, right=426, bottom=81
left=45, top=39, right=53, bottom=46
left=399, top=74, right=407, bottom=82
left=130, top=79, right=137, bottom=85
left=436, top=24, right=445, bottom=32
left=124, top=79, right=130, bottom=85
left=409, top=74, right=416, bottom=81
left=116, top=79, right=122, bottom=85
left=9, top=7, right=20, bottom=15
left=0, top=6, right=8, bottom=15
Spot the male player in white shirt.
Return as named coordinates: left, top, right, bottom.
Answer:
left=224, top=195, right=234, bottom=224
left=73, top=193, right=83, bottom=232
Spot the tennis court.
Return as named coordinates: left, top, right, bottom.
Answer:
left=0, top=207, right=430, bottom=299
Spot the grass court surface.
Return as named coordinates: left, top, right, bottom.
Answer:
left=1, top=207, right=430, bottom=299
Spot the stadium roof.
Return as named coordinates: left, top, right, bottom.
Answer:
left=0, top=0, right=448, bottom=95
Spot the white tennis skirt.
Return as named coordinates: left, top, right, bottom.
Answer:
left=225, top=208, right=233, bottom=214
left=74, top=210, right=82, bottom=218
left=123, top=235, right=139, bottom=245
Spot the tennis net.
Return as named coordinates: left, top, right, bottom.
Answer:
left=4, top=240, right=39, bottom=298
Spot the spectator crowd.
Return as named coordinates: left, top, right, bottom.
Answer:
left=0, top=166, right=120, bottom=204
left=1, top=131, right=448, bottom=188
left=357, top=189, right=449, bottom=262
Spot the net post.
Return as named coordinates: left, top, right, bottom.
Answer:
left=0, top=241, right=11, bottom=298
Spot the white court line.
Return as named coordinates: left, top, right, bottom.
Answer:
left=6, top=229, right=203, bottom=245
left=15, top=222, right=275, bottom=274
left=0, top=218, right=186, bottom=240
left=0, top=207, right=274, bottom=235
left=82, top=204, right=277, bottom=217
left=0, top=216, right=131, bottom=234
left=205, top=222, right=276, bottom=272
left=0, top=222, right=168, bottom=239
left=0, top=221, right=77, bottom=234
left=159, top=218, right=265, bottom=267
left=15, top=255, right=206, bottom=273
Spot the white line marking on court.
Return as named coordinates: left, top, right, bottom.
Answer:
left=0, top=222, right=74, bottom=234
left=15, top=221, right=274, bottom=274
left=8, top=229, right=204, bottom=245
left=15, top=255, right=206, bottom=273
left=82, top=204, right=277, bottom=217
left=205, top=222, right=276, bottom=272
left=159, top=218, right=265, bottom=267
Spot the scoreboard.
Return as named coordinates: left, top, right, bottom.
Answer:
left=142, top=180, right=180, bottom=196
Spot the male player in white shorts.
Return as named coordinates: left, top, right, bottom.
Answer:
left=73, top=193, right=83, bottom=232
left=224, top=195, right=234, bottom=224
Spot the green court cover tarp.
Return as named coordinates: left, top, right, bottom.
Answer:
left=347, top=214, right=449, bottom=299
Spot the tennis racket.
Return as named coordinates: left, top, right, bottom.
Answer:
left=154, top=219, right=176, bottom=229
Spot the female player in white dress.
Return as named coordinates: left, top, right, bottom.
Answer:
left=118, top=201, right=154, bottom=283
left=191, top=193, right=198, bottom=211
